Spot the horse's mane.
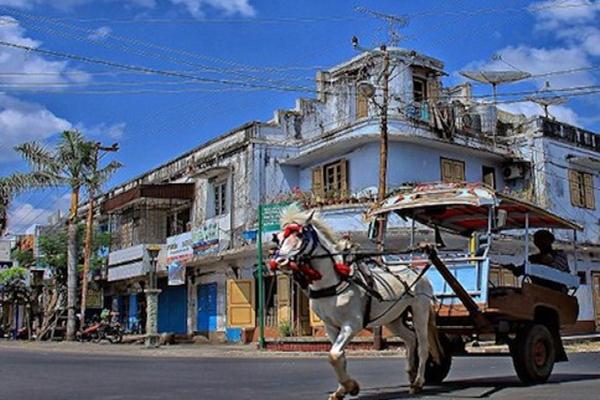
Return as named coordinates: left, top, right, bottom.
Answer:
left=280, top=204, right=340, bottom=246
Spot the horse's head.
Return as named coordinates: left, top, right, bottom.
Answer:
left=269, top=209, right=316, bottom=272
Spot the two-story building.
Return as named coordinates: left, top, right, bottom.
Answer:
left=96, top=48, right=600, bottom=341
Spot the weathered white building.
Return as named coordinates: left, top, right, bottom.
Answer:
left=95, top=48, right=600, bottom=340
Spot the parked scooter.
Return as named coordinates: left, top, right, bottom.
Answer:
left=96, top=320, right=123, bottom=344
left=76, top=315, right=102, bottom=342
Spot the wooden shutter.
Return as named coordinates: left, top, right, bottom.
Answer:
left=339, top=159, right=349, bottom=198
left=312, top=166, right=324, bottom=201
left=568, top=169, right=582, bottom=208
left=441, top=158, right=453, bottom=183
left=583, top=173, right=595, bottom=209
left=226, top=279, right=255, bottom=328
left=276, top=274, right=291, bottom=325
left=454, top=162, right=465, bottom=182
left=357, top=92, right=368, bottom=118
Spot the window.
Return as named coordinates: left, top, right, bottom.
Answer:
left=482, top=166, right=496, bottom=189
left=441, top=158, right=465, bottom=183
left=312, top=159, right=348, bottom=200
left=413, top=76, right=427, bottom=103
left=212, top=179, right=227, bottom=216
left=568, top=169, right=595, bottom=209
left=356, top=90, right=369, bottom=119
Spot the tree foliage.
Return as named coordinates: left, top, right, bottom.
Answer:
left=38, top=225, right=110, bottom=286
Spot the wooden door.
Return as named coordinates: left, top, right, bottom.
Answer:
left=592, top=273, right=600, bottom=332
left=276, top=275, right=291, bottom=326
left=226, top=279, right=255, bottom=329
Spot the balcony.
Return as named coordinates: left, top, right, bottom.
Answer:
left=538, top=117, right=600, bottom=153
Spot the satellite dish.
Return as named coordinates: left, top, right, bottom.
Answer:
left=526, top=81, right=567, bottom=118
left=460, top=70, right=531, bottom=85
left=459, top=70, right=531, bottom=104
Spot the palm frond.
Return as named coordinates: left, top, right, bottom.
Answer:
left=13, top=142, right=59, bottom=173
left=89, top=160, right=123, bottom=189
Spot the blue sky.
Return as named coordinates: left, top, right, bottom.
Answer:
left=1, top=0, right=598, bottom=233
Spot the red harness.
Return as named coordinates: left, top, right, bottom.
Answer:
left=269, top=223, right=352, bottom=284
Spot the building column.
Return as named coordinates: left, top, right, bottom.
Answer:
left=145, top=288, right=162, bottom=348
left=187, top=271, right=197, bottom=335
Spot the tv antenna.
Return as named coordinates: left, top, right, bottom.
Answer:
left=354, top=7, right=409, bottom=46
left=460, top=70, right=531, bottom=104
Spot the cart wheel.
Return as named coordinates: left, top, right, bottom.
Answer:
left=510, top=324, right=556, bottom=384
left=425, top=333, right=453, bottom=384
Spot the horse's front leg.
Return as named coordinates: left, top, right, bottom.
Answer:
left=325, top=324, right=360, bottom=400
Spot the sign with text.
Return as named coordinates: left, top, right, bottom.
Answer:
left=0, top=240, right=11, bottom=262
left=262, top=202, right=291, bottom=232
left=166, top=232, right=193, bottom=264
left=192, top=222, right=219, bottom=256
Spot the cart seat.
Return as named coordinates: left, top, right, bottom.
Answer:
left=527, top=263, right=579, bottom=289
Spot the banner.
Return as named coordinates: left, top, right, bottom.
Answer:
left=166, top=231, right=193, bottom=264
left=168, top=261, right=185, bottom=286
left=192, top=222, right=219, bottom=256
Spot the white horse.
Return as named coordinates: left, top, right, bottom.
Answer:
left=269, top=206, right=443, bottom=399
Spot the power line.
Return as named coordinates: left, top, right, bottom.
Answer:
left=0, top=39, right=318, bottom=94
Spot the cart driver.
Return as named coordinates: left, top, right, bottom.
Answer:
left=529, top=230, right=570, bottom=273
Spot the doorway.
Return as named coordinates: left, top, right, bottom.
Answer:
left=197, top=283, right=217, bottom=334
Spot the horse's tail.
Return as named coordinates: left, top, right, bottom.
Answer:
left=428, top=305, right=443, bottom=365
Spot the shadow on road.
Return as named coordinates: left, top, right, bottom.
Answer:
left=354, top=373, right=600, bottom=399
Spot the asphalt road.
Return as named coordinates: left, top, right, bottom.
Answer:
left=1, top=348, right=599, bottom=400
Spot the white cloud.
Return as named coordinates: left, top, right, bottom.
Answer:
left=0, top=16, right=90, bottom=86
left=6, top=192, right=70, bottom=233
left=498, top=101, right=580, bottom=125
left=75, top=121, right=126, bottom=140
left=556, top=25, right=600, bottom=56
left=88, top=26, right=112, bottom=41
left=169, top=0, right=255, bottom=17
left=0, top=0, right=255, bottom=17
left=0, top=0, right=156, bottom=10
left=530, top=0, right=600, bottom=30
left=467, top=45, right=594, bottom=89
left=0, top=94, right=72, bottom=162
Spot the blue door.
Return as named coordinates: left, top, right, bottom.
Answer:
left=157, top=281, right=188, bottom=334
left=197, top=283, right=217, bottom=333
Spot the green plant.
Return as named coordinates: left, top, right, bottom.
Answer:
left=278, top=321, right=294, bottom=337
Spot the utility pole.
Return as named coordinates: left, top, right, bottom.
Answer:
left=373, top=45, right=390, bottom=351
left=353, top=8, right=407, bottom=351
left=80, top=142, right=119, bottom=327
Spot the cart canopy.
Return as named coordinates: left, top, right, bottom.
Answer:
left=370, top=182, right=582, bottom=236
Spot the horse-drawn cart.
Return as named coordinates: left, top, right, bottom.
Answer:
left=370, top=182, right=581, bottom=385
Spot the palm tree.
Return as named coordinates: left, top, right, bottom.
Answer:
left=1, top=172, right=57, bottom=235
left=11, top=131, right=95, bottom=340
left=80, top=143, right=121, bottom=325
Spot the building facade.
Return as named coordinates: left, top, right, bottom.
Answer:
left=94, top=48, right=600, bottom=340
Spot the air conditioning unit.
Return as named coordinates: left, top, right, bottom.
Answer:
left=503, top=165, right=525, bottom=180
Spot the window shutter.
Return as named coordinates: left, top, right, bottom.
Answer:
left=441, top=159, right=453, bottom=183
left=312, top=166, right=324, bottom=201
left=454, top=162, right=465, bottom=182
left=568, top=169, right=582, bottom=207
left=340, top=159, right=349, bottom=198
left=356, top=92, right=368, bottom=119
left=583, top=172, right=595, bottom=209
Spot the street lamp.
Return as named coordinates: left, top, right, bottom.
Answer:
left=145, top=245, right=161, bottom=348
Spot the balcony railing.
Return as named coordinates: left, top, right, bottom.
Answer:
left=539, top=117, right=600, bottom=153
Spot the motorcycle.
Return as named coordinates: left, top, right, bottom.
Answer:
left=96, top=321, right=123, bottom=344
left=76, top=316, right=103, bottom=342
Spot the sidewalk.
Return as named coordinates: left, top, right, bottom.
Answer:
left=0, top=333, right=598, bottom=359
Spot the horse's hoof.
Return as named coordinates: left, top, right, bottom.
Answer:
left=409, top=385, right=422, bottom=395
left=343, top=379, right=360, bottom=396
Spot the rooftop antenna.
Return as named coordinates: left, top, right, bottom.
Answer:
left=526, top=81, right=567, bottom=119
left=354, top=7, right=409, bottom=46
left=459, top=70, right=531, bottom=105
